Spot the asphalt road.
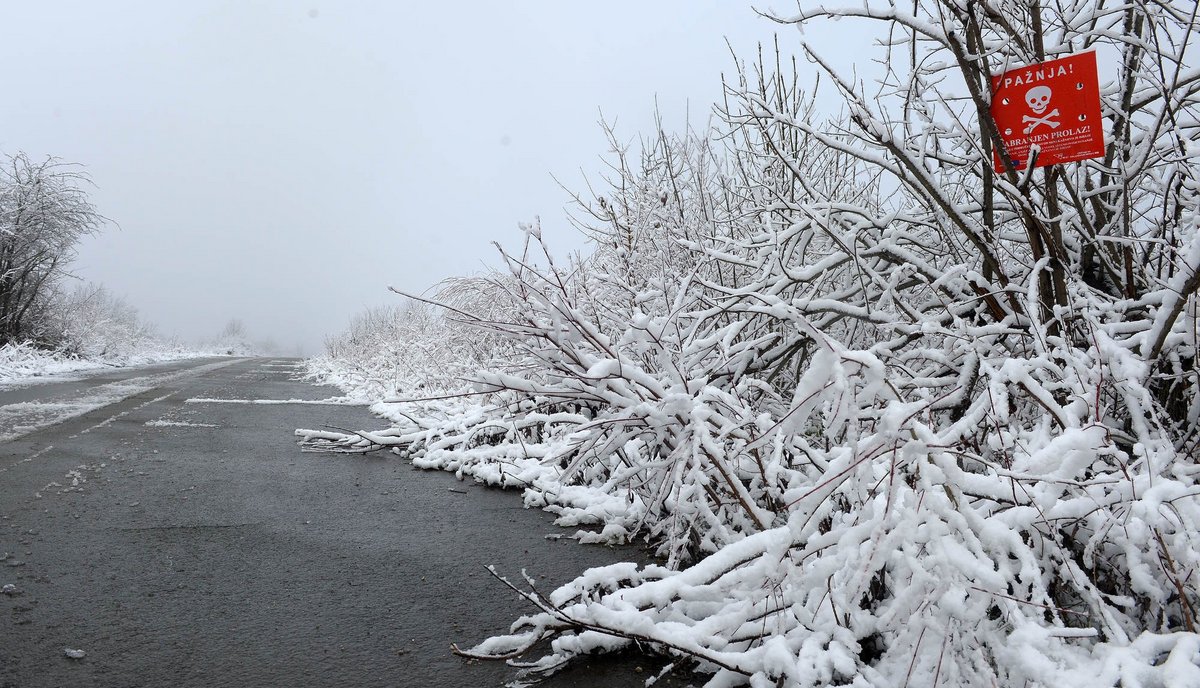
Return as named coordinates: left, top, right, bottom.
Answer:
left=0, top=358, right=691, bottom=687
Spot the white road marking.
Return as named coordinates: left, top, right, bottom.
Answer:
left=81, top=392, right=177, bottom=434
left=184, top=397, right=366, bottom=406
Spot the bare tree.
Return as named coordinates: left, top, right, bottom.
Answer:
left=0, top=152, right=102, bottom=345
left=219, top=318, right=246, bottom=341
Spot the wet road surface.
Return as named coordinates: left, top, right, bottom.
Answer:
left=0, top=358, right=693, bottom=687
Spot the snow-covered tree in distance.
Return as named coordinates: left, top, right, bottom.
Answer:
left=303, top=2, right=1200, bottom=685
left=208, top=318, right=258, bottom=356
left=219, top=318, right=246, bottom=342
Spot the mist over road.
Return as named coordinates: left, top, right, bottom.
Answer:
left=0, top=358, right=682, bottom=687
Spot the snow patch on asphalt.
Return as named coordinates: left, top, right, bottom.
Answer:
left=81, top=392, right=177, bottom=434
left=145, top=419, right=220, bottom=428
left=0, top=343, right=224, bottom=389
left=35, top=462, right=106, bottom=498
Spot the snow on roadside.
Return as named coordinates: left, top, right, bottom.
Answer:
left=0, top=342, right=218, bottom=389
left=301, top=360, right=626, bottom=540
left=0, top=343, right=119, bottom=385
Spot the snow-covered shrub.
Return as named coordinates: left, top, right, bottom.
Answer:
left=41, top=283, right=159, bottom=361
left=0, top=341, right=103, bottom=381
left=311, top=303, right=446, bottom=399
left=310, top=285, right=526, bottom=400
left=303, top=2, right=1200, bottom=685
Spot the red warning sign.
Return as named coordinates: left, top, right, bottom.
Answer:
left=990, top=51, right=1105, bottom=172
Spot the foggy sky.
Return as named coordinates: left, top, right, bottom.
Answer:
left=1, top=2, right=857, bottom=354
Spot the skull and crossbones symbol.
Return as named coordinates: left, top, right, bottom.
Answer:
left=1022, top=86, right=1060, bottom=133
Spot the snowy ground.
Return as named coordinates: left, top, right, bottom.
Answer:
left=0, top=343, right=224, bottom=390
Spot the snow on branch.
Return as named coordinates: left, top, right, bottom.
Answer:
left=304, top=2, right=1200, bottom=684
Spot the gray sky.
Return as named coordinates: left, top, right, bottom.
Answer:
left=1, top=1, right=858, bottom=354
